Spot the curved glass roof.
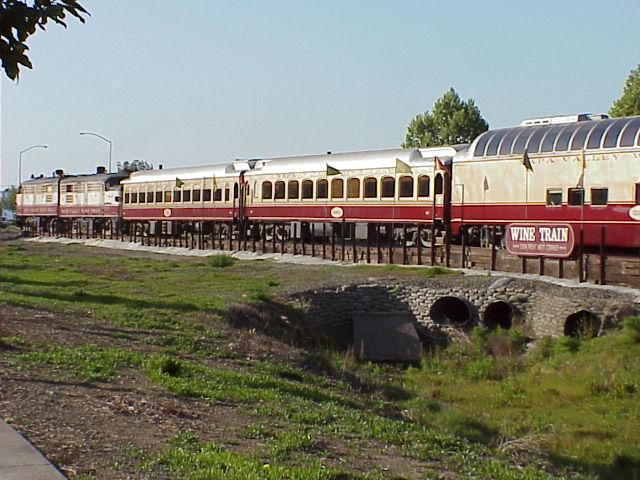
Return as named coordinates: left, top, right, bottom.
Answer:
left=471, top=115, right=640, bottom=158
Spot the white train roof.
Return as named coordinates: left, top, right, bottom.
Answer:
left=243, top=146, right=466, bottom=177
left=121, top=163, right=235, bottom=184
left=468, top=114, right=640, bottom=160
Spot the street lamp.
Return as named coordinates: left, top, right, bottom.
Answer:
left=18, top=145, right=48, bottom=185
left=80, top=131, right=113, bottom=173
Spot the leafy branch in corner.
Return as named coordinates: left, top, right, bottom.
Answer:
left=0, top=0, right=89, bottom=79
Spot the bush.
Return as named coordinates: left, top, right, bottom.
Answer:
left=208, top=254, right=236, bottom=268
left=553, top=336, right=581, bottom=355
left=621, top=316, right=640, bottom=344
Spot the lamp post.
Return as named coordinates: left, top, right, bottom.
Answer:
left=80, top=132, right=113, bottom=173
left=18, top=145, right=48, bottom=185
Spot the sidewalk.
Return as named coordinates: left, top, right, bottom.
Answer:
left=0, top=420, right=65, bottom=479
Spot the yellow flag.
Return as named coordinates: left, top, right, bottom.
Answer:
left=395, top=158, right=412, bottom=174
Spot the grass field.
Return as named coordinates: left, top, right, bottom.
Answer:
left=1, top=239, right=639, bottom=479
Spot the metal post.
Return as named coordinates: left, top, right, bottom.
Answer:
left=351, top=223, right=357, bottom=263
left=366, top=223, right=371, bottom=264
left=322, top=223, right=327, bottom=260
left=599, top=226, right=606, bottom=285
left=388, top=223, right=394, bottom=264
left=539, top=256, right=545, bottom=276
left=490, top=226, right=497, bottom=271
left=279, top=224, right=285, bottom=254
left=293, top=223, right=298, bottom=255
left=402, top=223, right=408, bottom=265
left=341, top=219, right=346, bottom=261
left=311, top=223, right=315, bottom=257
left=417, top=224, right=422, bottom=266
left=578, top=228, right=584, bottom=282
left=376, top=223, right=381, bottom=263
left=331, top=223, right=336, bottom=261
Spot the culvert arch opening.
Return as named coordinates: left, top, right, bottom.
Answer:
left=564, top=310, right=600, bottom=338
left=429, top=296, right=472, bottom=326
left=483, top=301, right=514, bottom=330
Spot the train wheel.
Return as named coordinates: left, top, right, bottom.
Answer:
left=275, top=225, right=290, bottom=242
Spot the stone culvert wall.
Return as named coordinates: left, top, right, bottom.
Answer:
left=288, top=276, right=639, bottom=345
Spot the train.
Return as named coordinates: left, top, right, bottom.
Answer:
left=16, top=113, right=640, bottom=252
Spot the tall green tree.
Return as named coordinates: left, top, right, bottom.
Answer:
left=609, top=65, right=640, bottom=118
left=1, top=186, right=17, bottom=210
left=402, top=88, right=489, bottom=148
left=0, top=0, right=88, bottom=80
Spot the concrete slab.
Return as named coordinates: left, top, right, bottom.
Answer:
left=0, top=420, right=65, bottom=479
left=352, top=312, right=422, bottom=361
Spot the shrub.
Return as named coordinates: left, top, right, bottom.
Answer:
left=553, top=336, right=581, bottom=355
left=621, top=316, right=640, bottom=344
left=208, top=254, right=236, bottom=268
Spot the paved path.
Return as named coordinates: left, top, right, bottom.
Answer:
left=0, top=420, right=65, bottom=479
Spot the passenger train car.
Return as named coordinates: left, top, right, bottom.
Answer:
left=452, top=114, right=640, bottom=248
left=15, top=114, right=640, bottom=251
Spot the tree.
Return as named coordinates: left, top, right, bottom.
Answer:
left=402, top=88, right=489, bottom=148
left=609, top=65, right=640, bottom=118
left=0, top=0, right=88, bottom=80
left=118, top=159, right=153, bottom=172
left=1, top=186, right=17, bottom=210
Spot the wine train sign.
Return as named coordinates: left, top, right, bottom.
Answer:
left=505, top=223, right=575, bottom=258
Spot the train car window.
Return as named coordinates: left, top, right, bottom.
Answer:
left=193, top=189, right=201, bottom=202
left=363, top=177, right=377, bottom=198
left=139, top=192, right=146, bottom=204
left=636, top=183, right=640, bottom=204
left=498, top=129, right=520, bottom=155
left=602, top=118, right=628, bottom=148
left=546, top=189, right=562, bottom=206
left=302, top=180, right=313, bottom=199
left=65, top=184, right=74, bottom=192
left=512, top=129, right=532, bottom=154
left=288, top=180, right=299, bottom=199
left=485, top=130, right=508, bottom=156
left=569, top=122, right=594, bottom=151
left=568, top=188, right=584, bottom=206
left=131, top=192, right=138, bottom=204
left=164, top=191, right=172, bottom=203
left=124, top=193, right=130, bottom=204
left=224, top=187, right=230, bottom=202
left=261, top=181, right=272, bottom=199
left=525, top=128, right=546, bottom=154
left=317, top=179, right=328, bottom=199
left=418, top=176, right=430, bottom=197
left=173, top=190, right=181, bottom=202
left=381, top=176, right=395, bottom=198
left=585, top=120, right=610, bottom=149
left=331, top=178, right=344, bottom=199
left=155, top=191, right=162, bottom=202
left=234, top=183, right=239, bottom=199
left=591, top=188, right=608, bottom=206
left=472, top=131, right=493, bottom=157
left=554, top=123, right=581, bottom=151
left=619, top=117, right=640, bottom=147
left=203, top=189, right=211, bottom=202
left=146, top=192, right=154, bottom=203
left=434, top=174, right=443, bottom=195
left=183, top=190, right=191, bottom=202
left=347, top=178, right=360, bottom=198
left=274, top=181, right=285, bottom=199
left=214, top=188, right=222, bottom=201
left=540, top=126, right=564, bottom=152
left=399, top=176, right=414, bottom=197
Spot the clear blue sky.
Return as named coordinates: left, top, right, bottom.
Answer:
left=2, top=0, right=639, bottom=188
